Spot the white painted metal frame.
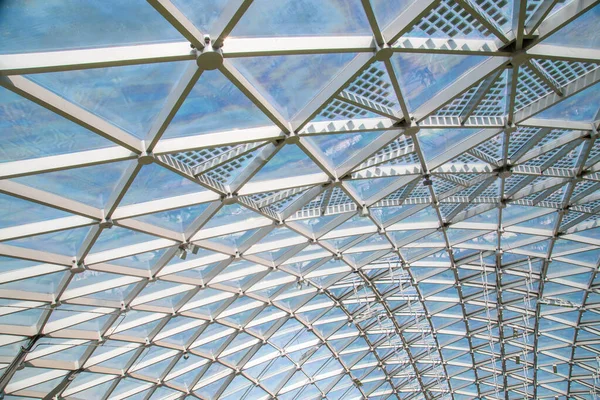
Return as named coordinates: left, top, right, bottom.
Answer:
left=0, top=1, right=599, bottom=400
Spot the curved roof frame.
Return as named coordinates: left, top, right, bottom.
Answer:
left=0, top=0, right=599, bottom=399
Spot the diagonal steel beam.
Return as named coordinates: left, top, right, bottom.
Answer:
left=146, top=0, right=206, bottom=50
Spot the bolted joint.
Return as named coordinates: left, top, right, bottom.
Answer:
left=510, top=49, right=528, bottom=67
left=221, top=193, right=238, bottom=205
left=196, top=35, right=223, bottom=70
left=137, top=152, right=154, bottom=165
left=359, top=205, right=370, bottom=218
left=374, top=43, right=393, bottom=62
left=99, top=218, right=114, bottom=229
left=504, top=122, right=517, bottom=134
left=495, top=164, right=512, bottom=179
left=70, top=259, right=86, bottom=274
left=284, top=131, right=300, bottom=144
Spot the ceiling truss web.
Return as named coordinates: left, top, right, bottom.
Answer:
left=0, top=0, right=599, bottom=399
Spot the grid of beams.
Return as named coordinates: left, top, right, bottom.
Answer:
left=0, top=1, right=599, bottom=400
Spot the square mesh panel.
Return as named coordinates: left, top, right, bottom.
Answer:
left=479, top=181, right=500, bottom=198
left=525, top=0, right=568, bottom=22
left=504, top=174, right=527, bottom=193
left=515, top=65, right=552, bottom=111
left=508, top=127, right=541, bottom=157
left=436, top=85, right=481, bottom=116
left=551, top=146, right=581, bottom=169
left=455, top=179, right=489, bottom=197
left=271, top=189, right=311, bottom=212
left=560, top=210, right=584, bottom=226
left=388, top=153, right=421, bottom=167
left=472, top=72, right=507, bottom=117
left=474, top=0, right=510, bottom=29
left=455, top=152, right=484, bottom=164
left=412, top=0, right=490, bottom=38
left=538, top=129, right=569, bottom=147
left=347, top=64, right=397, bottom=109
left=571, top=180, right=597, bottom=199
left=172, top=146, right=235, bottom=168
left=522, top=145, right=564, bottom=167
left=328, top=187, right=353, bottom=207
left=586, top=141, right=600, bottom=166
left=535, top=59, right=599, bottom=87
left=406, top=185, right=431, bottom=200
left=205, top=152, right=256, bottom=184
left=474, top=133, right=503, bottom=161
left=545, top=186, right=567, bottom=203
left=319, top=98, right=370, bottom=120
left=432, top=178, right=457, bottom=194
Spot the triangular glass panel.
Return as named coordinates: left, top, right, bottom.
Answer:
left=0, top=194, right=73, bottom=229
left=14, top=160, right=131, bottom=208
left=5, top=226, right=90, bottom=256
left=231, top=0, right=371, bottom=37
left=171, top=0, right=232, bottom=35
left=164, top=69, right=272, bottom=139
left=542, top=4, right=600, bottom=49
left=27, top=62, right=191, bottom=138
left=0, top=87, right=115, bottom=163
left=0, top=0, right=185, bottom=54
left=133, top=202, right=212, bottom=232
left=536, top=81, right=600, bottom=122
left=391, top=53, right=488, bottom=111
left=346, top=176, right=400, bottom=200
left=249, top=144, right=322, bottom=182
left=310, top=131, right=384, bottom=167
left=119, top=163, right=207, bottom=207
left=230, top=53, right=356, bottom=119
left=90, top=226, right=161, bottom=254
left=418, top=128, right=481, bottom=161
left=406, top=0, right=499, bottom=39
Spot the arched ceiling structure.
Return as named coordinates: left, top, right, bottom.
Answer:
left=0, top=0, right=600, bottom=399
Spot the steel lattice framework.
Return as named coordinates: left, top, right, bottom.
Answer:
left=0, top=0, right=600, bottom=399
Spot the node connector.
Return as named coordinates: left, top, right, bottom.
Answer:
left=196, top=35, right=223, bottom=70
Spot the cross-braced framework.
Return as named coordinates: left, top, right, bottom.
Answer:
left=0, top=0, right=599, bottom=399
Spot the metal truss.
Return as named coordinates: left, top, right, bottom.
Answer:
left=0, top=1, right=599, bottom=400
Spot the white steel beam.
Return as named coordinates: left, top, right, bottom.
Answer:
left=144, top=64, right=202, bottom=151
left=412, top=57, right=510, bottom=122
left=514, top=66, right=600, bottom=123
left=528, top=0, right=600, bottom=48
left=292, top=53, right=375, bottom=131
left=0, top=75, right=143, bottom=153
left=528, top=44, right=600, bottom=63
left=0, top=147, right=136, bottom=179
left=146, top=0, right=206, bottom=50
left=219, top=60, right=289, bottom=132
left=525, top=0, right=561, bottom=34
left=382, top=0, right=440, bottom=45
left=360, top=0, right=385, bottom=46
left=0, top=42, right=194, bottom=75
left=0, top=180, right=102, bottom=220
left=212, top=0, right=254, bottom=49
left=455, top=0, right=510, bottom=44
left=223, top=36, right=375, bottom=57
left=152, top=125, right=284, bottom=154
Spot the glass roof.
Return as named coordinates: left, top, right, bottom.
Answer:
left=0, top=1, right=599, bottom=399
